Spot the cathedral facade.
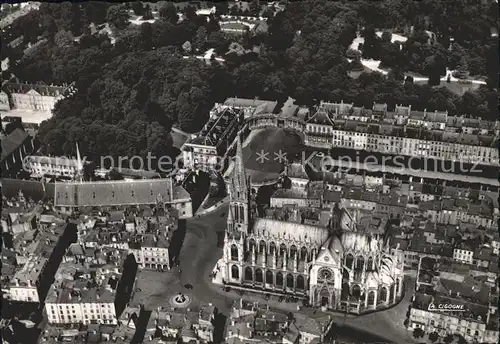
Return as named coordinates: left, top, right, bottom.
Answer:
left=218, top=136, right=405, bottom=314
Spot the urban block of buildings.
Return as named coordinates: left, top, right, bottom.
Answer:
left=44, top=245, right=137, bottom=326
left=77, top=206, right=178, bottom=271
left=408, top=257, right=499, bottom=343
left=225, top=300, right=333, bottom=344
left=2, top=222, right=77, bottom=303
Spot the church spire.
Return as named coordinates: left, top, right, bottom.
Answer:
left=75, top=141, right=83, bottom=182
left=230, top=133, right=248, bottom=200
left=227, top=132, right=249, bottom=234
left=235, top=132, right=245, bottom=180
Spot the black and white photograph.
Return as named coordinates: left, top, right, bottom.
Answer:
left=0, top=1, right=499, bottom=343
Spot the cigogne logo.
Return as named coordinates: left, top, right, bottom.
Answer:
left=428, top=303, right=466, bottom=312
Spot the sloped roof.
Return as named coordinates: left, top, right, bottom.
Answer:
left=253, top=218, right=329, bottom=245
left=307, top=109, right=334, bottom=126
left=3, top=81, right=70, bottom=97
left=1, top=128, right=30, bottom=161
left=54, top=179, right=174, bottom=207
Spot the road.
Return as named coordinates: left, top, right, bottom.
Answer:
left=177, top=203, right=235, bottom=313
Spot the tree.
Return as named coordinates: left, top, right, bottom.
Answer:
left=193, top=26, right=208, bottom=52
left=106, top=5, right=130, bottom=29
left=249, top=0, right=261, bottom=16
left=453, top=56, right=469, bottom=79
left=215, top=2, right=229, bottom=15
left=262, top=8, right=275, bottom=18
left=139, top=23, right=153, bottom=50
left=381, top=31, right=392, bottom=42
left=443, top=334, right=454, bottom=344
left=159, top=3, right=178, bottom=24
left=5, top=120, right=24, bottom=135
left=428, top=332, right=439, bottom=342
left=54, top=30, right=74, bottom=48
left=142, top=4, right=154, bottom=20
left=349, top=59, right=364, bottom=72
left=131, top=1, right=144, bottom=16
left=388, top=67, right=405, bottom=82
left=361, top=26, right=380, bottom=59
left=346, top=48, right=361, bottom=60
left=428, top=72, right=441, bottom=86
left=448, top=43, right=467, bottom=70
left=412, top=328, right=424, bottom=339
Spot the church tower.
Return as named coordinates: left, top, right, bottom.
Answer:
left=227, top=133, right=249, bottom=234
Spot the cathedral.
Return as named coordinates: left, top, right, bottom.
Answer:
left=219, top=135, right=405, bottom=314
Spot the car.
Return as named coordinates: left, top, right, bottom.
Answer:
left=220, top=212, right=226, bottom=217
left=134, top=288, right=142, bottom=292
left=184, top=284, right=193, bottom=289
left=316, top=152, right=325, bottom=158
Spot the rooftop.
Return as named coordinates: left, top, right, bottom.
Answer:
left=54, top=179, right=176, bottom=207
left=1, top=128, right=30, bottom=161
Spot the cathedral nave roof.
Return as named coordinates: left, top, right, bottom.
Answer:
left=252, top=218, right=329, bottom=245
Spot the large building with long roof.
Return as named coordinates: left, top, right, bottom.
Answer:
left=54, top=178, right=193, bottom=218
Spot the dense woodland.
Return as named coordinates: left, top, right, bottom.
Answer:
left=2, top=0, right=497, bottom=161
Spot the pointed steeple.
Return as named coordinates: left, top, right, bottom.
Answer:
left=75, top=141, right=83, bottom=182
left=227, top=132, right=250, bottom=234
left=235, top=132, right=245, bottom=180
left=230, top=133, right=248, bottom=202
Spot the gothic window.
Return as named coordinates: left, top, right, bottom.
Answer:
left=300, top=247, right=308, bottom=260
left=290, top=245, right=297, bottom=258
left=356, top=256, right=365, bottom=271
left=234, top=205, right=239, bottom=223
left=249, top=239, right=256, bottom=252
left=259, top=241, right=266, bottom=253
left=255, top=269, right=263, bottom=283
left=318, top=267, right=334, bottom=282
left=245, top=267, right=253, bottom=281
left=280, top=244, right=287, bottom=257
left=231, top=245, right=239, bottom=261
left=239, top=205, right=245, bottom=222
left=389, top=285, right=395, bottom=302
left=231, top=265, right=239, bottom=279
left=367, top=256, right=374, bottom=271
left=286, top=274, right=294, bottom=288
left=367, top=290, right=375, bottom=306
left=296, top=275, right=305, bottom=289
left=345, top=254, right=354, bottom=269
left=276, top=272, right=283, bottom=286
left=269, top=242, right=276, bottom=254
left=266, top=270, right=273, bottom=284
left=379, top=287, right=387, bottom=303
left=351, top=284, right=361, bottom=299
left=342, top=267, right=349, bottom=281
